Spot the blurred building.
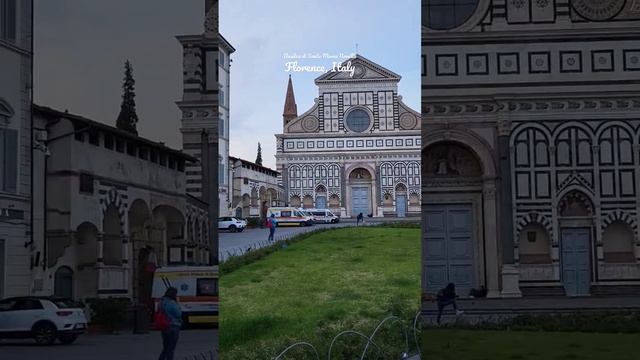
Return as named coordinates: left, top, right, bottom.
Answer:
left=32, top=106, right=210, bottom=302
left=422, top=1, right=640, bottom=303
left=228, top=155, right=285, bottom=219
left=0, top=0, right=32, bottom=298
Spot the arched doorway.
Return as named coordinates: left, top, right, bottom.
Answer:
left=315, top=185, right=327, bottom=209
left=152, top=205, right=185, bottom=265
left=422, top=139, right=491, bottom=297
left=103, top=204, right=123, bottom=266
left=395, top=184, right=407, bottom=217
left=348, top=167, right=373, bottom=217
left=557, top=190, right=594, bottom=296
left=54, top=266, right=74, bottom=299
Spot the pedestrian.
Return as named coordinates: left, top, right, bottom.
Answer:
left=436, top=283, right=463, bottom=325
left=356, top=212, right=363, bottom=226
left=267, top=213, right=278, bottom=241
left=158, top=287, right=182, bottom=360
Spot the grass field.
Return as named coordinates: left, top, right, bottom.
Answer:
left=219, top=227, right=421, bottom=359
left=421, top=329, right=640, bottom=360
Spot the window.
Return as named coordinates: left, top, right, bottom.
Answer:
left=138, top=147, right=148, bottom=160
left=115, top=139, right=124, bottom=153
left=220, top=89, right=225, bottom=105
left=345, top=109, right=371, bottom=133
left=219, top=119, right=224, bottom=138
left=219, top=52, right=225, bottom=67
left=0, top=128, right=18, bottom=193
left=127, top=142, right=136, bottom=156
left=104, top=134, right=114, bottom=149
left=79, top=173, right=94, bottom=194
left=1, top=0, right=17, bottom=42
left=196, top=278, right=218, bottom=296
left=88, top=131, right=100, bottom=146
left=423, top=0, right=479, bottom=30
left=13, top=299, right=44, bottom=311
left=219, top=163, right=225, bottom=184
left=150, top=150, right=158, bottom=163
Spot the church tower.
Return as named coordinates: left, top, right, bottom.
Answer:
left=283, top=75, right=298, bottom=125
left=177, top=0, right=227, bottom=264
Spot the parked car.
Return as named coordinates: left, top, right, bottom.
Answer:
left=0, top=296, right=88, bottom=345
left=267, top=207, right=314, bottom=226
left=218, top=217, right=247, bottom=232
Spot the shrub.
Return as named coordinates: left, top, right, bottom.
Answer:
left=86, top=297, right=132, bottom=333
left=245, top=217, right=262, bottom=228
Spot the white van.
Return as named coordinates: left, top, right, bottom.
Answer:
left=151, top=266, right=218, bottom=327
left=308, top=209, right=340, bottom=224
left=267, top=207, right=314, bottom=226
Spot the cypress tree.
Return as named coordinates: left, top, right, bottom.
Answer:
left=116, top=60, right=139, bottom=134
left=255, top=142, right=263, bottom=166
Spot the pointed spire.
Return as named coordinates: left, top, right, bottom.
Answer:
left=283, top=74, right=298, bottom=125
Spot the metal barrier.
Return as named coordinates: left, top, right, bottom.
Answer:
left=272, top=311, right=422, bottom=360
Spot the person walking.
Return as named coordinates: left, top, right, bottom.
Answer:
left=356, top=212, right=364, bottom=226
left=436, top=283, right=463, bottom=325
left=267, top=213, right=278, bottom=241
left=158, top=287, right=182, bottom=360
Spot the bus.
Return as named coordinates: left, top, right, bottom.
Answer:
left=151, top=266, right=218, bottom=328
left=266, top=207, right=314, bottom=226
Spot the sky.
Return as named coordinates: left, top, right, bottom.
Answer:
left=34, top=0, right=202, bottom=149
left=220, top=0, right=421, bottom=169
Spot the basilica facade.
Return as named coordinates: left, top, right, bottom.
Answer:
left=422, top=0, right=640, bottom=303
left=276, top=56, right=421, bottom=218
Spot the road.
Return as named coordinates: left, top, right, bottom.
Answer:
left=219, top=217, right=418, bottom=261
left=0, top=329, right=217, bottom=360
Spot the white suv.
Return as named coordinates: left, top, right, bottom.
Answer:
left=0, top=297, right=88, bottom=345
left=218, top=217, right=247, bottom=232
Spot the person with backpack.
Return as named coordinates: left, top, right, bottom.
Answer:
left=356, top=212, right=364, bottom=226
left=436, top=283, right=463, bottom=325
left=267, top=213, right=278, bottom=241
left=156, top=287, right=182, bottom=360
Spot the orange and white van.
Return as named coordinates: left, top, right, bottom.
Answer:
left=266, top=207, right=314, bottom=226
left=151, top=266, right=218, bottom=327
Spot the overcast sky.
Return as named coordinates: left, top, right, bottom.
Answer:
left=221, top=0, right=421, bottom=169
left=34, top=0, right=202, bottom=149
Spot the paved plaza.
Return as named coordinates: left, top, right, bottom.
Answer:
left=0, top=329, right=217, bottom=360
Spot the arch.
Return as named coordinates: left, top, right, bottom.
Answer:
left=395, top=183, right=407, bottom=192
left=557, top=189, right=594, bottom=217
left=302, top=194, right=314, bottom=209
left=601, top=210, right=638, bottom=236
left=602, top=221, right=636, bottom=263
left=516, top=212, right=554, bottom=242
left=348, top=167, right=373, bottom=181
left=594, top=120, right=636, bottom=141
left=103, top=204, right=123, bottom=265
left=290, top=195, right=301, bottom=207
left=152, top=205, right=186, bottom=263
left=383, top=193, right=394, bottom=207
left=422, top=141, right=483, bottom=177
left=329, top=194, right=340, bottom=208
left=510, top=122, right=552, bottom=147
left=422, top=129, right=496, bottom=177
left=409, top=193, right=420, bottom=206
left=54, top=266, right=74, bottom=299
left=518, top=223, right=552, bottom=264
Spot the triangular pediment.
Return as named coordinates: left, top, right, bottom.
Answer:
left=315, top=55, right=401, bottom=83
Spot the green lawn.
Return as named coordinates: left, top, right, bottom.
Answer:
left=220, top=227, right=421, bottom=359
left=422, top=329, right=640, bottom=360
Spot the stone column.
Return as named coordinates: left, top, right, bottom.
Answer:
left=483, top=181, right=501, bottom=298
left=96, top=232, right=104, bottom=264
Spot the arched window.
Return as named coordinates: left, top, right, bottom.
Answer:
left=423, top=0, right=479, bottom=30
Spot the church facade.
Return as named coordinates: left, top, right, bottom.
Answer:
left=422, top=0, right=640, bottom=303
left=276, top=56, right=421, bottom=218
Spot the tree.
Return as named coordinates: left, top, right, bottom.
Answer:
left=255, top=142, right=263, bottom=166
left=116, top=60, right=139, bottom=134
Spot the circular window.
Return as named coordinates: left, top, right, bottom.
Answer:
left=345, top=109, right=371, bottom=133
left=423, top=0, right=480, bottom=30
